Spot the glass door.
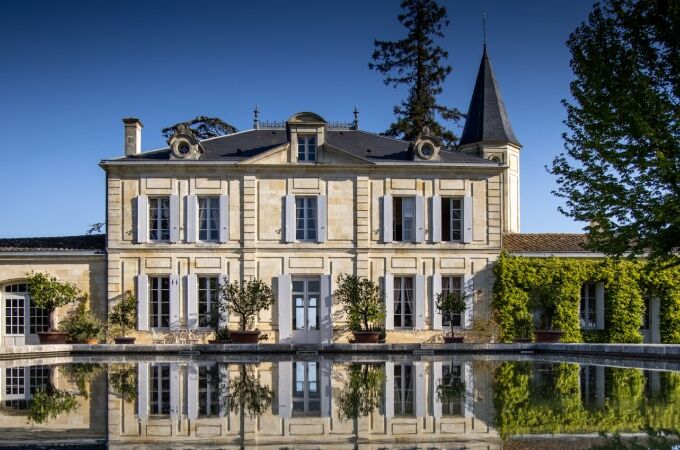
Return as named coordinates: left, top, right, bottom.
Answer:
left=292, top=278, right=321, bottom=344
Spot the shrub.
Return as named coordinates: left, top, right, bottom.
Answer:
left=334, top=274, right=385, bottom=332
left=58, top=295, right=102, bottom=343
left=108, top=291, right=137, bottom=338
left=219, top=279, right=275, bottom=331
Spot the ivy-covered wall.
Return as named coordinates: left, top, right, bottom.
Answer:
left=493, top=361, right=680, bottom=439
left=492, top=252, right=680, bottom=343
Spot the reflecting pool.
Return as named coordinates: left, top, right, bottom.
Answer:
left=1, top=355, right=679, bottom=448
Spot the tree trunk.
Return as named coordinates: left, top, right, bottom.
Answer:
left=49, top=309, right=57, bottom=331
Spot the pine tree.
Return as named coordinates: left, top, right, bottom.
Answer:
left=551, top=0, right=680, bottom=264
left=162, top=116, right=238, bottom=140
left=370, top=0, right=461, bottom=148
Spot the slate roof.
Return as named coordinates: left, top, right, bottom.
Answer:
left=459, top=46, right=521, bottom=147
left=0, top=234, right=106, bottom=252
left=125, top=129, right=499, bottom=165
left=503, top=233, right=589, bottom=253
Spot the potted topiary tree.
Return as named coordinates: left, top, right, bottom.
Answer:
left=226, top=364, right=274, bottom=417
left=219, top=279, right=275, bottom=344
left=58, top=295, right=103, bottom=344
left=334, top=274, right=386, bottom=344
left=108, top=291, right=137, bottom=344
left=109, top=363, right=137, bottom=403
left=436, top=371, right=466, bottom=409
left=436, top=290, right=467, bottom=343
left=336, top=363, right=385, bottom=420
left=27, top=272, right=80, bottom=344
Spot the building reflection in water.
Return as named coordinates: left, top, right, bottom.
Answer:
left=1, top=358, right=680, bottom=448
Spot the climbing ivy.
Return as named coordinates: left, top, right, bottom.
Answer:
left=492, top=253, right=680, bottom=343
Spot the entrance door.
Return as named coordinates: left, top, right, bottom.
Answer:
left=291, top=278, right=320, bottom=344
left=292, top=361, right=321, bottom=416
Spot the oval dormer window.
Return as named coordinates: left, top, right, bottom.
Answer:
left=178, top=142, right=191, bottom=155
left=420, top=143, right=434, bottom=158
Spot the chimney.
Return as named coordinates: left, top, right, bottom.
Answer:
left=123, top=118, right=143, bottom=156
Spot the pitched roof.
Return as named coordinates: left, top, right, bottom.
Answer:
left=124, top=129, right=499, bottom=165
left=459, top=46, right=521, bottom=147
left=503, top=233, right=588, bottom=253
left=0, top=234, right=106, bottom=252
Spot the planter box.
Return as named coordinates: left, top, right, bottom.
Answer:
left=534, top=330, right=563, bottom=343
left=443, top=336, right=464, bottom=343
left=113, top=337, right=136, bottom=344
left=37, top=332, right=68, bottom=344
left=208, top=340, right=233, bottom=344
left=231, top=331, right=260, bottom=344
left=352, top=331, right=381, bottom=343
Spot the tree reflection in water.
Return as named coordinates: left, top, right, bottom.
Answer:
left=225, top=364, right=273, bottom=418
left=336, top=363, right=384, bottom=420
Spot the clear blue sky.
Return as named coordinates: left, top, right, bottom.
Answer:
left=0, top=0, right=595, bottom=238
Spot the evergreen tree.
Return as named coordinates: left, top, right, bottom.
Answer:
left=162, top=116, right=238, bottom=139
left=369, top=0, right=461, bottom=148
left=551, top=0, right=680, bottom=264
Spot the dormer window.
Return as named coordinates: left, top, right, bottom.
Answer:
left=297, top=136, right=316, bottom=162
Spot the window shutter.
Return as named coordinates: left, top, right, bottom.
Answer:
left=320, top=360, right=332, bottom=417
left=219, top=194, right=229, bottom=243
left=462, top=195, right=473, bottom=244
left=186, top=195, right=198, bottom=243
left=169, top=195, right=180, bottom=243
left=384, top=362, right=394, bottom=418
left=464, top=274, right=474, bottom=329
left=415, top=274, right=425, bottom=329
left=596, top=281, right=605, bottom=330
left=284, top=195, right=296, bottom=243
left=137, top=274, right=149, bottom=331
left=464, top=363, right=474, bottom=417
left=384, top=273, right=394, bottom=330
left=218, top=365, right=229, bottom=417
left=415, top=195, right=425, bottom=243
left=382, top=195, right=393, bottom=243
left=169, top=275, right=180, bottom=330
left=136, top=362, right=149, bottom=419
left=317, top=195, right=327, bottom=243
left=651, top=297, right=661, bottom=343
left=320, top=275, right=332, bottom=343
left=169, top=363, right=180, bottom=418
left=277, top=274, right=292, bottom=342
left=432, top=362, right=443, bottom=418
left=186, top=274, right=198, bottom=329
left=431, top=274, right=442, bottom=330
left=136, top=195, right=148, bottom=244
left=187, top=363, right=198, bottom=420
left=415, top=362, right=426, bottom=417
left=277, top=361, right=292, bottom=419
left=218, top=274, right=228, bottom=328
left=431, top=195, right=441, bottom=243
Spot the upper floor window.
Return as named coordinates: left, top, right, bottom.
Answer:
left=393, top=197, right=415, bottom=242
left=149, top=276, right=170, bottom=328
left=442, top=198, right=462, bottom=242
left=198, top=197, right=220, bottom=242
left=149, top=197, right=170, bottom=241
left=580, top=282, right=597, bottom=329
left=297, top=136, right=316, bottom=162
left=296, top=197, right=317, bottom=241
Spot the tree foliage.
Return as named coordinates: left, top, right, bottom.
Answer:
left=336, top=364, right=384, bottom=420
left=27, top=272, right=80, bottom=330
left=551, top=0, right=680, bottom=263
left=334, top=274, right=385, bottom=332
left=108, top=291, right=137, bottom=338
left=435, top=290, right=467, bottom=337
left=58, top=295, right=103, bottom=342
left=369, top=0, right=461, bottom=148
left=226, top=364, right=273, bottom=418
left=219, top=279, right=275, bottom=331
left=161, top=116, right=238, bottom=140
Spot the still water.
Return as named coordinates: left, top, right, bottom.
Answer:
left=0, top=354, right=679, bottom=449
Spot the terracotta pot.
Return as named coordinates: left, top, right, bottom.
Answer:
left=533, top=330, right=563, bottom=343
left=230, top=331, right=260, bottom=344
left=208, top=340, right=232, bottom=344
left=113, top=337, right=136, bottom=344
left=513, top=337, right=532, bottom=343
left=443, top=335, right=464, bottom=343
left=37, top=332, right=68, bottom=344
left=85, top=338, right=99, bottom=345
left=352, top=331, right=381, bottom=343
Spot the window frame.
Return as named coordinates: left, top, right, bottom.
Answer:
left=292, top=277, right=321, bottom=332
left=297, top=135, right=317, bottom=162
left=198, top=196, right=220, bottom=242
left=148, top=197, right=171, bottom=242
left=295, top=196, right=318, bottom=242
left=441, top=275, right=464, bottom=328
left=394, top=363, right=415, bottom=417
left=580, top=281, right=598, bottom=330
left=393, top=196, right=416, bottom=242
left=393, top=275, right=415, bottom=329
left=4, top=295, right=25, bottom=336
left=441, top=197, right=463, bottom=242
left=441, top=363, right=464, bottom=416
left=197, top=275, right=219, bottom=329
left=149, top=275, right=171, bottom=329
left=149, top=364, right=171, bottom=416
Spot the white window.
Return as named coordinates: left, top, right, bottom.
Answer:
left=297, top=136, right=316, bottom=161
left=198, top=365, right=220, bottom=417
left=292, top=361, right=320, bottom=417
left=292, top=278, right=320, bottom=333
left=394, top=364, right=414, bottom=416
left=149, top=364, right=171, bottom=415
left=393, top=197, right=415, bottom=242
left=198, top=276, right=219, bottom=328
left=4, top=297, right=24, bottom=335
left=442, top=198, right=462, bottom=241
left=198, top=197, right=220, bottom=241
left=149, top=197, right=170, bottom=241
left=580, top=282, right=597, bottom=329
left=641, top=296, right=650, bottom=331
left=442, top=276, right=464, bottom=327
left=441, top=363, right=463, bottom=416
left=29, top=303, right=49, bottom=334
left=5, top=367, right=25, bottom=396
left=295, top=197, right=317, bottom=241
left=394, top=276, right=414, bottom=328
left=149, top=276, right=170, bottom=328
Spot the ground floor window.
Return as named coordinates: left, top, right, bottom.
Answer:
left=394, top=364, right=414, bottom=416
left=441, top=363, right=463, bottom=416
left=394, top=276, right=414, bottom=328
left=198, top=365, right=221, bottom=417
left=150, top=364, right=171, bottom=415
left=641, top=296, right=650, bottom=331
left=580, top=282, right=597, bottom=329
left=29, top=304, right=49, bottom=334
left=442, top=276, right=463, bottom=327
left=198, top=276, right=219, bottom=328
left=149, top=276, right=170, bottom=328
left=4, top=297, right=25, bottom=335
left=293, top=361, right=320, bottom=417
